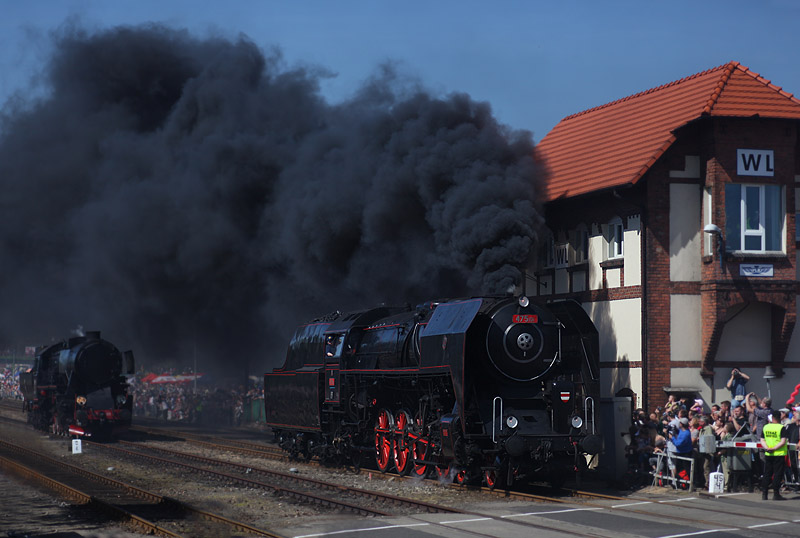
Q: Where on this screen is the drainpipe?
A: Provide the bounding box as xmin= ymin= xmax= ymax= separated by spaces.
xmin=640 ymin=208 xmax=648 ymax=412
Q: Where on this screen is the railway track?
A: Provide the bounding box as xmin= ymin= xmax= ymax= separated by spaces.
xmin=90 ymin=439 xmax=464 ymax=517
xmin=129 ymin=423 xmax=288 ymax=459
xmin=8 ymin=407 xmax=799 ymax=538
xmin=128 ymin=420 xmax=632 ymax=506
xmin=0 ymin=438 xmax=284 ymax=538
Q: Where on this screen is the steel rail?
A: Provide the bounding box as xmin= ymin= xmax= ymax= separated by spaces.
xmin=0 ymin=439 xmax=284 ymax=538
xmin=0 ymin=453 xmax=182 ymax=537
xmin=101 ymin=439 xmax=462 ymax=516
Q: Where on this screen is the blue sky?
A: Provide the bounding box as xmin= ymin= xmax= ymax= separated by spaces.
xmin=1 ymin=0 xmax=798 ymax=141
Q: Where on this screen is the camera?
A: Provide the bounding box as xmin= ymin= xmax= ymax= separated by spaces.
xmin=733 ymin=369 xmax=740 ymax=377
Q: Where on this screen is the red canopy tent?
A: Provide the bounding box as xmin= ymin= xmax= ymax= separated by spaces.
xmin=145 ymin=373 xmax=204 ymax=384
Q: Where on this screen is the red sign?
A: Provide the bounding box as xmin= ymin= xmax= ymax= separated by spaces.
xmin=560 ymin=391 xmax=570 ymax=402
xmin=512 ymin=314 xmax=538 ymax=324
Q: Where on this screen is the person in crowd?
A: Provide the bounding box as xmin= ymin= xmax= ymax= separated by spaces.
xmin=760 ymin=412 xmax=788 ymax=500
xmin=664 ymin=394 xmax=680 ymax=414
xmin=784 ymin=408 xmax=800 ymax=489
xmin=719 ymin=422 xmax=737 ymax=487
xmin=712 ymin=414 xmax=727 ymax=438
xmin=731 ymin=404 xmax=749 ymax=434
xmin=746 ymin=393 xmax=773 ymax=438
xmin=695 ymin=415 xmax=716 ymax=488
xmin=649 ymin=434 xmax=668 ymax=480
xmin=726 ymin=368 xmax=749 ymax=408
xmin=672 ymin=417 xmax=694 ymax=488
xmin=719 ymin=400 xmax=731 ymax=423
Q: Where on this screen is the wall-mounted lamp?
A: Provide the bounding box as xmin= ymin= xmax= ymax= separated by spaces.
xmin=764 ymin=365 xmax=777 ymax=399
xmin=703 ymin=224 xmax=726 ymax=271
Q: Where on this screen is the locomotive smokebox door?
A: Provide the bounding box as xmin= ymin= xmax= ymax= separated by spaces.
xmin=550 ymin=380 xmax=574 ymax=434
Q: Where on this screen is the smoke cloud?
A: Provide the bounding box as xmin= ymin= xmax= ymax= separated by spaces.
xmin=0 ymin=24 xmax=544 ymax=373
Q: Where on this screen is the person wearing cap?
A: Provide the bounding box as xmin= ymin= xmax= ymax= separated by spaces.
xmin=778 ymin=408 xmax=791 ymax=426
xmin=760 ymin=412 xmax=788 ymax=500
xmin=673 ymin=417 xmax=693 ymax=488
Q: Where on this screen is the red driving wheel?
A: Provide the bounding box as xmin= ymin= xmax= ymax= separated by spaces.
xmin=374 ymin=409 xmax=394 ymax=473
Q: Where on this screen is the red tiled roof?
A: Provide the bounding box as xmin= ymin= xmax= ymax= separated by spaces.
xmin=537 ymin=62 xmax=800 ymax=201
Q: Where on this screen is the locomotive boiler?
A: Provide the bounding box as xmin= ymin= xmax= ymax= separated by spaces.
xmin=19 ymin=331 xmax=135 ymax=438
xmin=264 ymin=296 xmax=603 ymax=487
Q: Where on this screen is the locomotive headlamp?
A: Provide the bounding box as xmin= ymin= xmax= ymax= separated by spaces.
xmin=571 ymin=415 xmax=584 ymax=429
xmin=76 ymin=396 xmax=87 ymax=406
xmin=518 ymin=295 xmax=530 ymax=308
xmin=506 ymin=415 xmax=519 ymax=429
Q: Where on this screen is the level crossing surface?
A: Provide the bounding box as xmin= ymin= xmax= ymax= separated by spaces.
xmin=277 ymin=488 xmax=800 ymax=538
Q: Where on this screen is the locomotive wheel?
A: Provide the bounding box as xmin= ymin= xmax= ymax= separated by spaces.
xmin=485 ymin=469 xmax=498 ymax=490
xmin=411 ymin=438 xmax=430 ymax=478
xmin=392 ymin=410 xmax=413 ymax=476
xmin=436 ymin=464 xmax=453 ymax=483
xmin=454 ymin=468 xmax=468 ymax=485
xmin=410 ymin=411 xmax=431 ymax=478
xmin=374 ymin=409 xmax=394 ymax=473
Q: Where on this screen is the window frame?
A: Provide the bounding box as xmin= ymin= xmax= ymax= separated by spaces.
xmin=572 ymin=225 xmax=589 ymax=264
xmin=724 ymin=183 xmax=784 ymax=253
xmin=607 ymin=218 xmax=624 ymax=259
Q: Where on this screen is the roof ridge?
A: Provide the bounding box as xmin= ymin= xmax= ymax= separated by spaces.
xmin=560 ymin=62 xmax=735 ymax=123
xmin=701 ymin=61 xmax=738 ymax=114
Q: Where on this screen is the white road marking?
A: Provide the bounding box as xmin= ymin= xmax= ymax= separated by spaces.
xmin=747 ymin=521 xmax=789 ymax=529
xmin=293 ymin=522 xmax=430 ymax=538
xmin=439 ymin=517 xmax=492 ymax=524
xmin=658 ymin=529 xmax=739 ymax=538
xmin=612 ymin=501 xmax=653 ymax=508
xmin=500 ymin=507 xmax=602 ymax=518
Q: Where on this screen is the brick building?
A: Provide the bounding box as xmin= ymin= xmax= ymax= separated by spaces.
xmin=533 ymin=62 xmax=800 ymax=411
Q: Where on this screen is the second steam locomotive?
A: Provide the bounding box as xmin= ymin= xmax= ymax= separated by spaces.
xmin=20 ymin=331 xmax=135 ymax=438
xmin=265 ymin=296 xmax=603 ymax=487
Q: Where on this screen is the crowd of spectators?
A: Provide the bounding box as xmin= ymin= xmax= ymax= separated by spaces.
xmin=0 ymin=365 xmax=266 ymax=427
xmin=0 ymin=366 xmax=25 ymax=400
xmin=130 ymin=372 xmax=265 ymax=426
xmin=625 ymin=368 xmax=800 ymax=492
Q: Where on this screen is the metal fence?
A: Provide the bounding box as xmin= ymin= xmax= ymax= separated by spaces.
xmin=650 ymin=439 xmax=799 ymax=493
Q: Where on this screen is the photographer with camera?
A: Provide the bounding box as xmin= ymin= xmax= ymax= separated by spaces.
xmin=726 ymin=368 xmax=750 ymax=409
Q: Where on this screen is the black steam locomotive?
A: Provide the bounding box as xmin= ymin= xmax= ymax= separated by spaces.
xmin=265 ymin=296 xmax=603 ymax=487
xmin=19 ymin=331 xmax=135 ymax=438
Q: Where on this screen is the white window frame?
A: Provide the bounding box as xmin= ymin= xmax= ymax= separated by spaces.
xmin=725 ymin=183 xmax=784 ymax=253
xmin=703 ymin=187 xmax=713 ymax=256
xmin=607 ymin=218 xmax=624 ymax=259
xmin=795 ymin=176 xmax=799 ymax=242
xmin=541 ymin=234 xmax=555 ymax=268
xmin=572 ymin=225 xmax=589 ymax=264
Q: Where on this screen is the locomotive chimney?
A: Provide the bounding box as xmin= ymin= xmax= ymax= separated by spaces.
xmin=86 ymin=331 xmax=101 ymax=341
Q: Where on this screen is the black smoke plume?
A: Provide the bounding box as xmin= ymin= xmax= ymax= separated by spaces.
xmin=0 ymin=24 xmax=544 ymax=374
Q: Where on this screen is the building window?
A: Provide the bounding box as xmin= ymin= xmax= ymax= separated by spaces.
xmin=540 ymin=234 xmax=555 ymax=268
xmin=572 ymin=225 xmax=589 ymax=264
xmin=607 ymin=218 xmax=624 ymax=259
xmin=724 ymin=184 xmax=783 ymax=252
xmin=795 ymin=180 xmax=799 ymax=241
xmin=703 ymin=187 xmax=713 ymax=256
